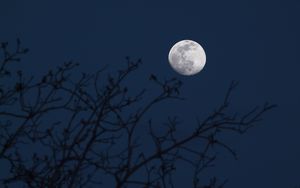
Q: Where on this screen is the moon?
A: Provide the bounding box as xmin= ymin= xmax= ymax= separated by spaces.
xmin=168 ymin=40 xmax=206 ymax=76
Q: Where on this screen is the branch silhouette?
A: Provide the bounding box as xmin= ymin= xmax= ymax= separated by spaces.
xmin=0 ymin=40 xmax=276 ymax=188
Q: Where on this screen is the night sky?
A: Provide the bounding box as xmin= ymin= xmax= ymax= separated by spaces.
xmin=1 ymin=0 xmax=300 ymax=187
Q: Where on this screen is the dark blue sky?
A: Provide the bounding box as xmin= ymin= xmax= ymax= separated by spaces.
xmin=1 ymin=0 xmax=300 ymax=187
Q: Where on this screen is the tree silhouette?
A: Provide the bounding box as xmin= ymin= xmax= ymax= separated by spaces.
xmin=0 ymin=40 xmax=276 ymax=188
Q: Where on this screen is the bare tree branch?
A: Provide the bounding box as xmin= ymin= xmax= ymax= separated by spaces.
xmin=0 ymin=40 xmax=276 ymax=188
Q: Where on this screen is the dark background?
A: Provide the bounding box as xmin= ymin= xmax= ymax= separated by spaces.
xmin=1 ymin=0 xmax=299 ymax=187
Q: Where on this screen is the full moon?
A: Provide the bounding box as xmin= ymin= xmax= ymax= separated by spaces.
xmin=168 ymin=40 xmax=206 ymax=76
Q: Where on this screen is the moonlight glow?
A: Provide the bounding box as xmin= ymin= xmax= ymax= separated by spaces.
xmin=168 ymin=40 xmax=206 ymax=76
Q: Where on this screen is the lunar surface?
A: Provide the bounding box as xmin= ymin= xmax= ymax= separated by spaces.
xmin=168 ymin=40 xmax=206 ymax=76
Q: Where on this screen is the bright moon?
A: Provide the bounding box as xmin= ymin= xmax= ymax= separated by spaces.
xmin=168 ymin=40 xmax=206 ymax=76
